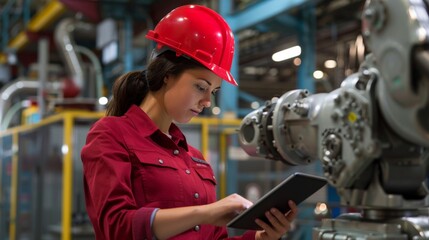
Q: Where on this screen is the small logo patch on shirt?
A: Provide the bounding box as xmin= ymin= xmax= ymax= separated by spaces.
xmin=191 ymin=157 xmax=209 ymax=166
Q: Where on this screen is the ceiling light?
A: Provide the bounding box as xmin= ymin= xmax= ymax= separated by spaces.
xmin=251 ymin=101 xmax=260 ymax=109
xmin=324 ymin=60 xmax=337 ymax=68
xmin=272 ymin=46 xmax=301 ymax=62
xmin=98 ymin=97 xmax=108 ymax=105
xmin=212 ymin=107 xmax=221 ymax=115
xmin=313 ymin=70 xmax=324 ymax=79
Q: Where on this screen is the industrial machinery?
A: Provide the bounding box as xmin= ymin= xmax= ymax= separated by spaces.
xmin=237 ymin=0 xmax=429 ymax=238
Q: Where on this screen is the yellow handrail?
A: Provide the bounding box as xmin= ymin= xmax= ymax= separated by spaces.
xmin=0 ymin=110 xmax=241 ymax=239
xmin=9 ymin=133 xmax=18 ymax=240
xmin=219 ymin=128 xmax=238 ymax=198
xmin=61 ymin=113 xmax=73 ymax=240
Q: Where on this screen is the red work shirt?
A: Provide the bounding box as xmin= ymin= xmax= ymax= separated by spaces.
xmin=81 ymin=105 xmax=256 ymax=240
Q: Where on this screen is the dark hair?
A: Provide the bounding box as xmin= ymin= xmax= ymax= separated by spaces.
xmin=106 ymin=51 xmax=204 ymax=116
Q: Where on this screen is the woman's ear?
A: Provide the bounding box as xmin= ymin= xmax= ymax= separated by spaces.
xmin=163 ymin=74 xmax=170 ymax=84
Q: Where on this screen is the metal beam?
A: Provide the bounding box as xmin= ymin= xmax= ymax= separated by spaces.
xmin=27 ymin=0 xmax=66 ymax=32
xmin=0 ymin=0 xmax=66 ymax=63
xmin=275 ymin=14 xmax=302 ymax=30
xmin=225 ymin=0 xmax=309 ymax=32
xmin=0 ymin=54 xmax=6 ymax=63
xmin=218 ymin=0 xmax=238 ymax=117
xmin=297 ymin=5 xmax=316 ymax=93
xmin=8 ymin=31 xmax=27 ymax=50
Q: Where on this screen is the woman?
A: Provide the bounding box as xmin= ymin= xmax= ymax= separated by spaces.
xmin=81 ymin=5 xmax=297 ymax=240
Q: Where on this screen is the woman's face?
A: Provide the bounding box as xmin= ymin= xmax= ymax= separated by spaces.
xmin=163 ymin=68 xmax=222 ymax=123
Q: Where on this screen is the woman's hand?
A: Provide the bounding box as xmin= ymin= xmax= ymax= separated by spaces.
xmin=255 ymin=200 xmax=298 ymax=240
xmin=200 ymin=193 xmax=253 ymax=226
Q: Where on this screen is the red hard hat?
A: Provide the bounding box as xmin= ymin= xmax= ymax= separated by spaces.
xmin=146 ymin=5 xmax=237 ymax=86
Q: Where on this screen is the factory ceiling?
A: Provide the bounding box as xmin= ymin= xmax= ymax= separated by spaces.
xmin=0 ymin=0 xmax=366 ymax=101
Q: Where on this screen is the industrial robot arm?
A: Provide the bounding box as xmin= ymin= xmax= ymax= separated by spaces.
xmin=238 ymin=0 xmax=429 ymax=211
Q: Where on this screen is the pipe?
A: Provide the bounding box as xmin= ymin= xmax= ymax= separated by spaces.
xmin=0 ymin=79 xmax=39 ymax=126
xmin=1 ymin=100 xmax=30 ymax=130
xmin=54 ymin=18 xmax=95 ymax=92
xmin=74 ymin=46 xmax=103 ymax=100
xmin=0 ymin=78 xmax=61 ymax=129
xmin=38 ymin=38 xmax=49 ymax=121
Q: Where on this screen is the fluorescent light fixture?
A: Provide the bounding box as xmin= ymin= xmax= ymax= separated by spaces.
xmin=102 ymin=41 xmax=118 ymax=64
xmin=272 ymin=46 xmax=301 ymax=62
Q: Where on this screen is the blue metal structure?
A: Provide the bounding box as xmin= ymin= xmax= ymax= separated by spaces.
xmin=237 ymin=91 xmax=264 ymax=117
xmin=219 ymin=0 xmax=316 ymax=117
xmin=297 ymin=4 xmax=316 ymax=93
xmin=219 ymin=2 xmax=323 ymax=239
xmin=124 ymin=16 xmax=134 ymax=72
xmin=0 ymin=0 xmax=31 ymax=51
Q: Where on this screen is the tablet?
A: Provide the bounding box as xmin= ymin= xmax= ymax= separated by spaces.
xmin=227 ymin=172 xmax=327 ymax=230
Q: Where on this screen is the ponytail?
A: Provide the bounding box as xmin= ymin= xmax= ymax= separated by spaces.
xmin=106 ymin=71 xmax=148 ymax=116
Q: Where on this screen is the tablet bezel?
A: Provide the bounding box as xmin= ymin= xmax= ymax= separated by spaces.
xmin=227 ymin=172 xmax=327 ymax=230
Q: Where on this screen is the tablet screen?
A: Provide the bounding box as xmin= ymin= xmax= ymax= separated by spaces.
xmin=227 ymin=172 xmax=327 ymax=230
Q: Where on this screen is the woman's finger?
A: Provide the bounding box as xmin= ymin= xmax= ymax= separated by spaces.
xmin=286 ymin=200 xmax=298 ymax=222
xmin=268 ymin=208 xmax=289 ymax=230
xmin=255 ymin=217 xmax=276 ymax=236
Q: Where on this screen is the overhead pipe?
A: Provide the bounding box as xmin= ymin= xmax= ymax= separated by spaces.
xmin=1 ymin=100 xmax=30 ymax=130
xmin=0 ymin=79 xmax=39 ymax=126
xmin=74 ymin=45 xmax=103 ymax=100
xmin=0 ymin=77 xmax=62 ymax=129
xmin=0 ymin=0 xmax=66 ymax=63
xmin=54 ymin=17 xmax=95 ymax=93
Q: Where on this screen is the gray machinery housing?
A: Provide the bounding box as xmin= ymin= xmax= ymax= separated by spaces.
xmin=238 ymin=0 xmax=429 ymax=239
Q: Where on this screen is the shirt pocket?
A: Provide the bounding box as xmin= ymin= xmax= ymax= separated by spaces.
xmin=191 ymin=156 xmax=217 ymax=186
xmin=133 ymin=151 xmax=184 ymax=203
xmin=194 ymin=167 xmax=217 ymax=203
xmin=194 ymin=167 xmax=217 ymax=186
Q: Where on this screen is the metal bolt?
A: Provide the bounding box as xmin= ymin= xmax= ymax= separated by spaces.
xmin=334 ymin=95 xmax=341 ymax=105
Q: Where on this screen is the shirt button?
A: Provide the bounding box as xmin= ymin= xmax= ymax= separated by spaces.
xmin=185 ymin=169 xmax=191 ymax=174
xmin=173 ymin=149 xmax=179 ymax=155
xmin=194 ymin=193 xmax=199 ymax=199
xmin=158 ymin=159 xmax=164 ymax=164
xmin=194 ymin=225 xmax=200 ymax=232
xmin=213 ymin=175 xmax=216 ymax=180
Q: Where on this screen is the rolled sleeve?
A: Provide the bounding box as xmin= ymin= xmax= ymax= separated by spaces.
xmin=133 ymin=207 xmax=159 ymax=240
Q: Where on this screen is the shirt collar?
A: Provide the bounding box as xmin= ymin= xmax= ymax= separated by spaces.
xmin=125 ymin=105 xmax=189 ymax=151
